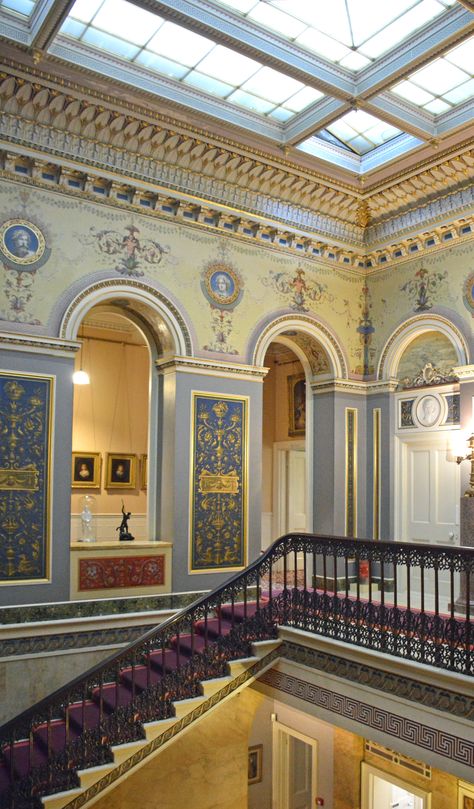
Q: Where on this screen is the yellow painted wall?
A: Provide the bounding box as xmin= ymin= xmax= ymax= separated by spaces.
xmin=91 ymin=690 xmax=259 ymax=809
xmin=70 ymin=325 xmax=149 ymax=514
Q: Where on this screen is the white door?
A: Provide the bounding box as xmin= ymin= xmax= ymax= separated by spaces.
xmin=287 ymin=449 xmax=307 ymax=533
xmin=272 ymin=720 xmax=317 ymax=809
xmin=403 ymin=438 xmax=459 ymax=546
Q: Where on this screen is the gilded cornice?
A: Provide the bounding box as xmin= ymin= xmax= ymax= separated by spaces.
xmin=156 ymin=355 xmax=269 ymax=381
xmin=0 ymin=331 xmax=79 ymax=356
xmin=1 ymin=151 xmax=473 ymax=274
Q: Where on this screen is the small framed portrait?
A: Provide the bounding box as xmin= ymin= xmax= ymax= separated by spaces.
xmin=106 ymin=453 xmax=137 ymax=488
xmin=0 ymin=219 xmax=46 ymax=266
xmin=204 ymin=263 xmax=240 ymax=306
xmin=72 ymin=452 xmax=101 ymax=489
xmin=248 ymin=745 xmax=262 ymax=785
xmin=288 ymin=373 xmax=306 ymax=436
xmin=415 ymin=394 xmax=441 ymax=428
xmin=140 ymin=454 xmax=147 ymax=490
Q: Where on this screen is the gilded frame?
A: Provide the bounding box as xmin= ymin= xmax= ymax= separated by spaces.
xmin=140 ymin=453 xmax=147 ymax=490
xmin=288 ymin=373 xmax=306 ymax=436
xmin=71 ymin=452 xmax=101 ymax=489
xmin=248 ymin=745 xmax=263 ymax=785
xmin=106 ymin=453 xmax=137 ymax=489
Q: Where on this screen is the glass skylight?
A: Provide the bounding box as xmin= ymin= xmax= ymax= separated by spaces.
xmin=213 ymin=0 xmax=457 ymax=72
xmin=60 ymin=0 xmax=324 ymax=120
xmin=314 ymin=110 xmax=403 ymax=156
xmin=0 ymin=0 xmax=37 ymax=18
xmin=391 ymin=35 xmax=474 ymax=114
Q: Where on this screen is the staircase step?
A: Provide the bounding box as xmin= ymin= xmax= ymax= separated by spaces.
xmin=143 ymin=717 xmax=179 ymax=742
xmin=77 ymin=762 xmax=116 ymax=790
xmin=172 ymin=696 xmax=207 ymax=719
xmin=111 ymin=739 xmax=148 ymax=767
xmin=67 ymin=700 xmax=103 ymax=733
xmin=201 ymin=676 xmax=234 ymax=698
xmin=251 ymin=639 xmax=282 ymax=658
xmin=227 ymin=657 xmax=260 ymax=677
xmin=42 ymin=786 xmax=84 ymax=809
xmin=220 ymin=602 xmax=259 ymax=623
xmin=91 ymin=682 xmax=136 ymax=713
xmin=194 ymin=617 xmax=234 ymax=640
xmin=120 ymin=663 xmax=162 ymax=693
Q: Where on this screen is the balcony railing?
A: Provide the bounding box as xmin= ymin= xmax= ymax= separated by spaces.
xmin=0 ymin=534 xmax=472 ymax=808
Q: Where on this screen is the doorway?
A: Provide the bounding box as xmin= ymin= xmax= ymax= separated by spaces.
xmin=361 ymin=763 xmax=430 ymax=809
xmin=272 ymin=720 xmax=317 ymax=809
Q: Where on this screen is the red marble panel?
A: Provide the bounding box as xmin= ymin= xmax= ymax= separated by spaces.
xmin=79 ymin=555 xmax=165 ymax=590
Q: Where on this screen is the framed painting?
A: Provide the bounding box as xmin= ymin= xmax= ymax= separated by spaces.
xmin=248 ymin=745 xmax=262 ymax=785
xmin=72 ymin=452 xmax=101 ymax=489
xmin=288 ymin=373 xmax=306 ymax=436
xmin=140 ymin=454 xmax=147 ymax=490
xmin=106 ymin=453 xmax=137 ymax=489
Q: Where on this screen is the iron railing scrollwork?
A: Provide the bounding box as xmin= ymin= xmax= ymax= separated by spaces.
xmin=0 ymin=533 xmax=472 ymax=808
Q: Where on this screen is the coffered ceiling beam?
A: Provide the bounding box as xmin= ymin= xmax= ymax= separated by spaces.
xmin=283 ymin=98 xmax=349 ymax=146
xmin=30 ymin=0 xmax=76 ymax=51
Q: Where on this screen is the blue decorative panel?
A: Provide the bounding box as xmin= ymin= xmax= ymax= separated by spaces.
xmin=190 ymin=393 xmax=248 ymax=572
xmin=443 ymin=394 xmax=460 ymax=425
xmin=0 ymin=372 xmax=53 ymax=582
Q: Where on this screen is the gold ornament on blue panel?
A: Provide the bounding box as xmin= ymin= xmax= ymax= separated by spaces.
xmin=190 ymin=394 xmax=248 ymax=572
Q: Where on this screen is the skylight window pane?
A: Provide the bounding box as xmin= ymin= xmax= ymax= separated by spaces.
xmin=197 ymin=45 xmax=260 ymax=85
xmin=227 ymin=89 xmax=274 ymax=114
xmin=444 ymin=38 xmax=474 ymax=74
xmin=365 ymin=122 xmax=401 ymax=145
xmin=360 ymin=0 xmax=445 ymax=59
xmin=423 ymin=98 xmax=451 ymax=114
xmin=348 ymin=0 xmax=417 ymax=45
xmin=410 ymin=59 xmax=470 ymax=95
xmin=61 ymin=17 xmax=86 ymax=37
xmin=284 ymin=86 xmax=323 ymax=112
xmin=391 ymin=80 xmax=434 ymax=105
xmin=69 ymin=0 xmax=105 ymax=24
xmin=92 ymin=0 xmax=162 ymax=46
xmin=327 ymin=120 xmax=358 ymax=141
xmin=147 ymin=21 xmax=214 ymax=66
xmin=82 ymin=26 xmax=139 ymax=59
xmin=349 ymin=135 xmax=374 ymax=154
xmin=338 ymin=52 xmax=371 ymax=71
xmin=268 ymin=107 xmax=293 ymax=122
xmin=184 ymin=70 xmax=233 ymax=98
xmin=272 ymin=0 xmax=352 ymax=42
xmin=134 ymin=51 xmax=188 ymax=79
xmin=443 ymin=78 xmax=474 ymax=105
xmin=343 ymin=109 xmax=380 ymax=131
xmin=1 ymin=0 xmax=35 ymax=16
xmin=248 ymin=3 xmax=306 ymax=39
xmin=241 ymin=67 xmax=303 ymax=104
xmin=295 ymin=28 xmax=350 ymax=62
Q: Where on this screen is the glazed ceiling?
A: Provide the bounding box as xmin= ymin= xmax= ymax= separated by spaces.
xmin=1 ymin=0 xmax=473 ymax=185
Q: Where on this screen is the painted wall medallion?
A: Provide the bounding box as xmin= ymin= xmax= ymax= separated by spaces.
xmin=463 ymin=271 xmax=474 ymax=316
xmin=0 ymin=220 xmax=48 ymax=268
xmin=202 ymin=263 xmax=242 ymax=307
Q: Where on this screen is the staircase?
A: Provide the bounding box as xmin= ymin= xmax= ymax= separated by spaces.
xmin=1 ymin=532 xmax=472 ymax=809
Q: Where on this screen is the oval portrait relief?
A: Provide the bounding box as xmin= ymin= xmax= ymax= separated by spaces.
xmin=416 ymin=394 xmax=441 ymax=427
xmin=0 ymin=220 xmax=46 ymax=266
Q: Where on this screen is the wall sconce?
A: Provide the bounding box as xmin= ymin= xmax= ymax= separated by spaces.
xmin=73 ymin=328 xmax=90 ymax=385
xmin=456 ymin=433 xmax=474 ymax=497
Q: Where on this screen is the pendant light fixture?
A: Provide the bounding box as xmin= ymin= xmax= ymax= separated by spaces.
xmin=73 ymin=325 xmax=90 ymax=385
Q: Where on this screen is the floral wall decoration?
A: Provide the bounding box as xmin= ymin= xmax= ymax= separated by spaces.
xmin=201 ymin=254 xmax=244 ymax=354
xmin=262 ymin=267 xmax=333 ymax=312
xmin=83 ymin=224 xmax=169 ymax=277
xmin=400 ymin=267 xmax=448 ymax=312
xmin=355 ymin=282 xmax=376 ymax=377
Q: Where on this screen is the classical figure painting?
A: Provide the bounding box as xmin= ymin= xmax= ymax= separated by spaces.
xmin=190 ymin=393 xmax=248 ymax=572
xmin=72 ymin=452 xmax=101 ymax=489
xmin=203 ymin=263 xmax=241 ymax=307
xmin=0 ymin=372 xmax=53 ymax=583
xmin=106 ymin=453 xmax=137 ymax=488
xmin=288 ymin=373 xmax=306 ymax=436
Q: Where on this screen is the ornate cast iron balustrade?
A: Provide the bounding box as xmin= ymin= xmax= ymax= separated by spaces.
xmin=0 ymin=534 xmax=472 ymax=808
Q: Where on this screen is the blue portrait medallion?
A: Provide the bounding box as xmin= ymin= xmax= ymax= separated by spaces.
xmin=0 ymin=220 xmax=46 ymax=267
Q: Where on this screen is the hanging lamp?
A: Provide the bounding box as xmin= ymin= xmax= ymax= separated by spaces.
xmin=73 ymin=326 xmax=90 ymax=385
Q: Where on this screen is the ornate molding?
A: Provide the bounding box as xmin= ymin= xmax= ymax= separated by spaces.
xmin=0 ymin=331 xmax=78 ymax=356
xmin=156 ymin=355 xmax=269 ymax=381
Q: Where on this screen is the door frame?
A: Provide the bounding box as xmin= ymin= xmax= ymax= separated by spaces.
xmin=361 ymin=762 xmax=431 ymax=809
xmin=272 ymin=718 xmax=317 ymax=809
xmin=394 ymin=430 xmax=460 ymax=545
xmin=272 ymin=440 xmax=308 ymax=540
